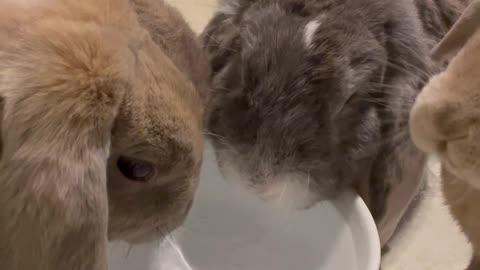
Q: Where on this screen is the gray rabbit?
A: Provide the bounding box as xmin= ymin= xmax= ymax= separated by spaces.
xmin=202 ymin=0 xmax=468 ymax=247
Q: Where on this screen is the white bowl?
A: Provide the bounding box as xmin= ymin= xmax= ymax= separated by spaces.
xmin=108 ymin=146 xmax=381 ymax=270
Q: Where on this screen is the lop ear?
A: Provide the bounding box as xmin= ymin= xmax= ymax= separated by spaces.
xmin=0 ymin=7 xmax=134 ymax=270
xmin=432 ymin=0 xmax=480 ymax=61
xmin=217 ymin=0 xmax=244 ymax=15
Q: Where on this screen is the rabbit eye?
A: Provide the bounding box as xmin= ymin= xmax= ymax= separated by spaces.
xmin=117 ymin=156 xmax=154 ymax=182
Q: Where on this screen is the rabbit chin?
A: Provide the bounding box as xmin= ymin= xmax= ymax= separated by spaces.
xmin=218 ymin=162 xmax=321 ymax=210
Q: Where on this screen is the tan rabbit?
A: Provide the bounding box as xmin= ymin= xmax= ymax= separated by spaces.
xmin=410 ymin=1 xmax=480 ymax=269
xmin=0 ymin=0 xmax=208 ymax=269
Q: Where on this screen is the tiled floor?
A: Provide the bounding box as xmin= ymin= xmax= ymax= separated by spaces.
xmin=166 ymin=1 xmax=471 ymax=269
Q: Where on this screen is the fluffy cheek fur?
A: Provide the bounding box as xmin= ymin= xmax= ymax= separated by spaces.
xmin=411 ymin=71 xmax=480 ymax=189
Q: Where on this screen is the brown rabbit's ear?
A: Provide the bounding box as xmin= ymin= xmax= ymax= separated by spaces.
xmin=0 ymin=6 xmax=136 ymax=268
xmin=432 ymin=0 xmax=480 ymax=61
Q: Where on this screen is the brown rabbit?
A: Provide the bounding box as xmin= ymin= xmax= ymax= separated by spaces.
xmin=410 ymin=1 xmax=480 ymax=269
xmin=0 ymin=0 xmax=208 ymax=269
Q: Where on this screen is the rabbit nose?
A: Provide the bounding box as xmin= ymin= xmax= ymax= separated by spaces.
xmin=410 ymin=99 xmax=473 ymax=154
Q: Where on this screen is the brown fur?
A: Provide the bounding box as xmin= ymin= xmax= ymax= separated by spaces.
xmin=410 ymin=2 xmax=480 ymax=268
xmin=131 ymin=0 xmax=210 ymax=104
xmin=0 ymin=0 xmax=208 ymax=269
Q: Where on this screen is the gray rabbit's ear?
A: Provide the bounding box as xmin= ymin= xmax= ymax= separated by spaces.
xmin=217 ymin=0 xmax=243 ymax=15
xmin=432 ymin=0 xmax=480 ymax=61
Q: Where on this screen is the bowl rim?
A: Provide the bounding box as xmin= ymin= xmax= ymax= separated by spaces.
xmin=333 ymin=190 xmax=381 ymax=270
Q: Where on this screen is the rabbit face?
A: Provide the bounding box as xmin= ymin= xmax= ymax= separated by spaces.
xmin=0 ymin=0 xmax=204 ymax=245
xmin=0 ymin=1 xmax=206 ymax=269
xmin=203 ymin=0 xmax=394 ymax=209
xmin=106 ymin=37 xmax=204 ymax=243
xmin=410 ymin=29 xmax=480 ymax=189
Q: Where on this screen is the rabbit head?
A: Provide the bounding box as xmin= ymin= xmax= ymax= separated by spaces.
xmin=202 ymin=0 xmax=432 ymax=212
xmin=410 ymin=0 xmax=480 ymax=190
xmin=107 ymin=0 xmax=208 ymax=243
xmin=106 ymin=45 xmax=204 ymax=243
xmin=0 ymin=3 xmax=205 ymax=269
xmin=203 ymin=0 xmax=389 ymax=209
